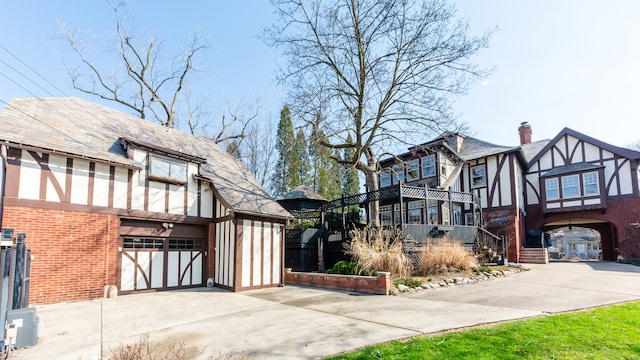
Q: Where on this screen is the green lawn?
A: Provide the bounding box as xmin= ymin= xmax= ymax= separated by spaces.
xmin=326 ymin=301 xmax=640 ymax=360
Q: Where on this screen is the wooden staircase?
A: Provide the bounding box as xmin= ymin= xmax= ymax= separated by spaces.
xmin=519 ymin=248 xmax=549 ymax=264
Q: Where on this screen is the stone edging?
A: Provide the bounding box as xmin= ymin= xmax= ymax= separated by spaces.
xmin=391 ymin=265 xmax=529 ymax=295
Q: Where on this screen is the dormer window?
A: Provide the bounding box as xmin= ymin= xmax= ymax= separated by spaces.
xmin=149 ymin=155 xmax=187 ymax=184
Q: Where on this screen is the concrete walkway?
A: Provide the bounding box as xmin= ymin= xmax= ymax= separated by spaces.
xmin=10 ymin=261 xmax=640 ymax=359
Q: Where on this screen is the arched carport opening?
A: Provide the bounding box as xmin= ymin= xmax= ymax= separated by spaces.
xmin=542 ymin=218 xmax=618 ymax=261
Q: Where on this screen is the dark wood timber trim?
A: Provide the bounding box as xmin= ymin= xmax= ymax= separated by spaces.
xmin=234 ymin=219 xmax=242 ymax=291
xmin=5 ymin=148 xmax=21 ymax=198
xmin=88 ymin=162 xmax=96 ymax=206
xmin=108 ymin=165 xmax=115 ymax=208
xmin=65 ymin=158 xmax=73 ymax=203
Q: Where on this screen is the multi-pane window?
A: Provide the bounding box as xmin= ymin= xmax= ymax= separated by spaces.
xmin=583 ymin=172 xmax=599 ymax=195
xmin=380 ymin=205 xmax=392 ymax=226
xmin=421 ymin=155 xmax=435 ymax=178
xmin=123 ymin=238 xmax=163 ymax=249
xmin=168 ymin=240 xmax=202 ymax=250
xmin=393 ymin=204 xmax=399 ymax=224
xmin=545 ymin=178 xmax=559 ymax=200
xmin=408 ymin=200 xmax=424 ymax=224
xmin=392 ymin=164 xmax=404 ymax=184
xmin=471 ymin=164 xmax=486 ymax=188
xmin=380 ymin=170 xmax=391 ymax=188
xmin=406 ymin=159 xmax=419 ymax=181
xmin=562 ymin=175 xmax=580 ymax=198
xmin=149 ymin=155 xmax=187 ymax=183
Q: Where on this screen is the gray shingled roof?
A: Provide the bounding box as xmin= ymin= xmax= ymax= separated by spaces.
xmin=0 ymin=97 xmax=292 ymax=220
xmin=278 ymin=185 xmax=328 ymax=202
xmin=520 ymin=140 xmax=551 ymax=163
xmin=457 ymin=136 xmax=520 ymax=161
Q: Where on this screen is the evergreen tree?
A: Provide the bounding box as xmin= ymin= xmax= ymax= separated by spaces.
xmin=291 ymin=128 xmax=310 ymax=189
xmin=273 ymin=106 xmax=296 ymax=197
xmin=310 ymin=130 xmax=340 ymax=200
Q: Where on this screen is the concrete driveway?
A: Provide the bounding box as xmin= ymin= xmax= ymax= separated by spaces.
xmin=10 ymin=261 xmax=640 ymax=360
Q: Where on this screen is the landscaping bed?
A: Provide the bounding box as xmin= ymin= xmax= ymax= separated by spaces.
xmin=390 ymin=264 xmax=527 ymax=294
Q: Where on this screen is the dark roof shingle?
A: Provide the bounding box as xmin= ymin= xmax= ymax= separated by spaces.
xmin=0 ymin=97 xmax=291 ymax=219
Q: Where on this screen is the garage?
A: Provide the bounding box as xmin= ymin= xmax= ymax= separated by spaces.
xmin=117 ymin=219 xmax=207 ymax=294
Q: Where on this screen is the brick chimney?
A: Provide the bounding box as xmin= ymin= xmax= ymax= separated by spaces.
xmin=518 ymin=122 xmax=532 ymax=145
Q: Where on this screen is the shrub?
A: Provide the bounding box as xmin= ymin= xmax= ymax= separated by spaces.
xmin=328 ymin=260 xmax=360 ymax=275
xmin=417 ymin=239 xmax=478 ymax=275
xmin=346 ymin=225 xmax=413 ymax=279
xmin=394 ymin=278 xmax=421 ymax=288
xmin=475 ymin=264 xmax=493 ymax=273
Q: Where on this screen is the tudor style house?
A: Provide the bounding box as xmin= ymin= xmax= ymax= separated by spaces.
xmin=378 ymin=122 xmax=640 ymax=263
xmin=0 ymin=97 xmax=292 ymax=305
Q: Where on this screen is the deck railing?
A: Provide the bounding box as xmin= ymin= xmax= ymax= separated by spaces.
xmin=321 ymin=184 xmax=481 ymax=211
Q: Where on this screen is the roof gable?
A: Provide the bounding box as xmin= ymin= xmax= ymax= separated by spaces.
xmin=0 ymin=97 xmax=291 ymax=220
xmin=527 ymin=127 xmax=640 ymax=167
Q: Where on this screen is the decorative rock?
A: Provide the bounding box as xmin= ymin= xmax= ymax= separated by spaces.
xmin=389 ymin=287 xmax=399 ymax=295
xmin=421 ymin=283 xmax=431 ymax=289
xmin=438 ymin=280 xmax=448 ymax=286
xmin=430 ymin=282 xmax=440 ymax=288
xmin=397 ymin=284 xmax=411 ymax=292
xmin=454 ymin=277 xmax=464 ymax=283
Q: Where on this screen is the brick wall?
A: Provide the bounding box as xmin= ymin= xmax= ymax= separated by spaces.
xmin=2 ymin=206 xmax=118 ymax=305
xmin=284 ymin=268 xmax=390 ymax=295
xmin=525 ymin=197 xmax=640 ymax=261
xmin=483 ymin=208 xmax=522 ymax=263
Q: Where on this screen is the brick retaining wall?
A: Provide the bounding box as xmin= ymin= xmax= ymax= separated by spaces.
xmin=284 ymin=268 xmax=390 ymax=295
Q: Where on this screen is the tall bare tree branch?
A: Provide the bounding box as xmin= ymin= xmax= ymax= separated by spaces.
xmin=266 ymin=0 xmax=493 ymax=224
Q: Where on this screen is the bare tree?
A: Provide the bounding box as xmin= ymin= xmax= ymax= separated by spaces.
xmin=59 ymin=0 xmax=246 ymax=145
xmin=240 ymin=117 xmax=278 ymax=192
xmin=266 ymin=0 xmax=493 ymax=225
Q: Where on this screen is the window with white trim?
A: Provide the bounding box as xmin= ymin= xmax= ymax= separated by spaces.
xmin=562 ymin=175 xmax=580 ymax=198
xmin=421 ymin=155 xmax=435 ymax=178
xmin=583 ymin=172 xmax=599 ymax=195
xmin=393 ymin=203 xmax=405 ymax=224
xmin=545 ymin=178 xmax=559 ymax=200
xmin=380 ymin=205 xmax=392 ymax=226
xmin=149 ymin=155 xmax=187 ymax=183
xmin=471 ymin=164 xmax=486 ymax=188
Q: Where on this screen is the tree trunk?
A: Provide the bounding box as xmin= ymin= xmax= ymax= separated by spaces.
xmin=364 ymin=168 xmax=380 ymax=228
xmin=360 ymin=149 xmax=380 ymax=228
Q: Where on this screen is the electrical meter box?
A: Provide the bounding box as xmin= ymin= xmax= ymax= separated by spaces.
xmin=6 ymin=307 xmax=38 ymax=349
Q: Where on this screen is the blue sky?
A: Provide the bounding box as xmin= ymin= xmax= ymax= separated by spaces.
xmin=1 ymin=1 xmax=639 ymax=148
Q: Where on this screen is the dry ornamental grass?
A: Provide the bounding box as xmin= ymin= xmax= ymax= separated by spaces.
xmin=346 ymin=226 xmax=413 ymax=279
xmin=416 ymin=239 xmax=478 ymax=276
